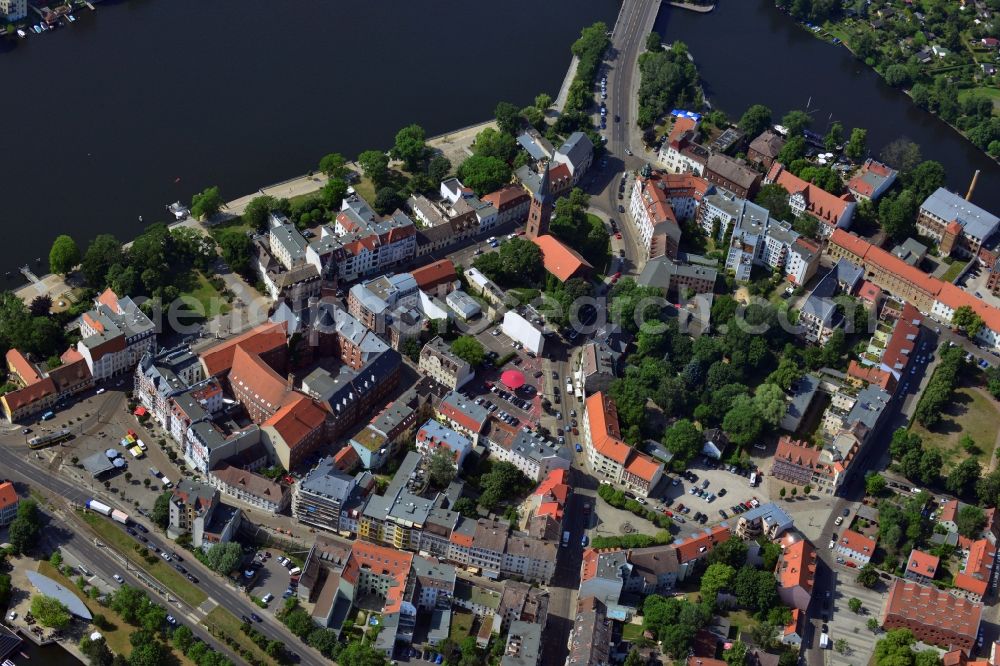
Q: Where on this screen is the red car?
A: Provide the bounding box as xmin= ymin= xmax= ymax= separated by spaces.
xmin=613 ymin=271 xmax=621 ymax=279
xmin=664 ymin=510 xmax=673 ymax=517
xmin=615 ymin=232 xmax=622 ymax=239
xmin=846 ymin=561 xmax=857 ymax=568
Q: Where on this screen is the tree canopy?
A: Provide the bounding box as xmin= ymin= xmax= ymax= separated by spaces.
xmin=190 ymin=186 xmax=223 ymax=220
xmin=456 ymin=155 xmax=512 ymax=197
xmin=450 ymin=336 xmax=485 ymax=367
xmin=49 ymin=235 xmax=80 ymax=275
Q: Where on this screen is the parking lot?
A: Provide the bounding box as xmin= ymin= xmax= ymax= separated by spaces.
xmin=821 ymin=567 xmax=890 ymax=664
xmin=657 ymin=459 xmax=765 ymax=528
xmin=244 ymin=549 xmax=300 ymax=614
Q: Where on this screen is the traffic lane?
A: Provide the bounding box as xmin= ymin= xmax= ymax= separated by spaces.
xmin=0 ymin=448 xmax=321 ymax=663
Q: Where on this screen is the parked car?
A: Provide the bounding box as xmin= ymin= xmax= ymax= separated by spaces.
xmin=113 ymin=574 xmax=124 ymax=584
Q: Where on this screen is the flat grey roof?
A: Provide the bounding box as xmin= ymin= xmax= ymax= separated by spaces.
xmin=27 ymin=570 xmax=93 ymax=620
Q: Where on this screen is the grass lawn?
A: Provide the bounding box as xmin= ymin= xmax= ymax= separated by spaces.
xmin=202 ymin=606 xmax=279 ymax=666
xmin=940 ymin=259 xmax=969 ymax=283
xmin=78 ymin=511 xmax=207 ymax=606
xmin=207 ymin=216 xmax=253 ymax=240
xmin=959 ymin=86 xmax=1000 ymax=111
xmin=36 ymin=561 xmax=196 ymax=665
xmin=725 ymin=609 xmax=759 ymax=639
xmin=287 ymin=191 xmax=320 ymax=209
xmin=449 ymin=609 xmax=475 ymax=641
xmin=353 ymin=176 xmax=378 ymax=206
xmin=621 ymin=622 xmax=644 ymax=642
xmin=178 ymin=271 xmax=231 ymax=319
xmin=910 ymin=384 xmax=1000 ymax=472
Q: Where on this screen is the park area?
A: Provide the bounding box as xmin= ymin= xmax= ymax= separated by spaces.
xmin=910 ymin=383 xmax=1000 ymax=473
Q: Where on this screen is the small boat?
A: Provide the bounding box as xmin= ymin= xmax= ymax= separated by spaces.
xmin=67 ymin=14 xmax=75 ymax=22
xmin=3 ymin=659 xmax=15 ymax=666
xmin=17 ymin=29 xmax=25 ymax=37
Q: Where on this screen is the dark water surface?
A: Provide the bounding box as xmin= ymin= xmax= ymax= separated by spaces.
xmin=655 ymin=0 xmax=1000 ymax=212
xmin=0 ymin=0 xmax=618 ymax=277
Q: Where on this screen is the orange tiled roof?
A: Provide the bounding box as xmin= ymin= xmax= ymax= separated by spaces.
xmin=2 ymin=377 xmax=56 ymax=412
xmin=230 ymin=345 xmax=293 ymax=415
xmin=668 ymin=117 xmax=698 ymax=144
xmin=954 ymin=538 xmax=995 ymax=597
xmin=200 ymin=321 xmax=287 ymax=377
xmin=778 ymin=539 xmax=816 ymax=593
xmin=96 ymin=288 xmax=121 ymax=313
xmin=482 ymin=185 xmax=530 ymax=211
xmin=907 ymin=548 xmax=940 ymax=578
xmin=784 ymin=608 xmax=802 ymax=636
xmin=625 ymin=454 xmax=661 ymax=483
xmin=60 ymin=346 xmax=84 ymax=364
xmin=676 ymin=525 xmax=731 ymax=564
xmin=0 ymin=481 xmax=18 ymax=510
xmin=6 ymin=349 xmax=41 ymax=385
xmin=340 ymin=541 xmax=412 ymax=614
xmin=838 ymin=529 xmax=876 ymax=557
xmin=847 ymin=360 xmax=895 ymax=391
xmin=532 ymin=234 xmax=592 ymax=283
xmin=769 ymin=163 xmax=855 ymax=227
xmin=333 ymin=445 xmax=360 ymax=472
xmin=263 ymin=394 xmax=327 ymax=449
xmin=940 ymin=499 xmax=959 ymax=523
xmin=410 ymin=259 xmax=456 ymax=291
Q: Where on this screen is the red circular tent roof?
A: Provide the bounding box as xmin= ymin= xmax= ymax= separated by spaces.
xmin=500 ymin=369 xmax=526 ymax=389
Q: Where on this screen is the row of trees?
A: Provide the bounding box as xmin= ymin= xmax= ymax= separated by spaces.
xmin=598 ymin=484 xmax=673 ymax=529
xmin=913 ymin=345 xmax=965 ymax=427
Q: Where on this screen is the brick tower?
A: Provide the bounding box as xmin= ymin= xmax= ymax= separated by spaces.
xmin=525 ymin=162 xmax=553 ymax=240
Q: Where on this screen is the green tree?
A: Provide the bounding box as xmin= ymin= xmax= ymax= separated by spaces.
xmin=318 ymin=152 xmax=347 ymax=179
xmin=867 ymin=617 xmax=880 ymax=633
xmin=80 ymin=634 xmax=114 ymax=666
xmin=908 ymin=161 xmax=946 ymax=203
xmin=857 ymin=564 xmax=879 ymax=588
xmin=776 ymin=136 xmax=807 ymax=166
xmin=392 ymin=124 xmax=428 ymax=170
xmin=478 ymin=462 xmax=531 ymax=511
xmin=127 ymin=637 xmax=166 ymax=666
xmin=957 ymin=504 xmax=987 ymax=538
xmin=216 ymin=228 xmax=253 ymax=277
xmin=878 ymin=189 xmax=918 ymax=240
xmin=752 ymin=382 xmax=786 ymax=427
xmin=31 ymin=594 xmax=72 ymax=629
xmin=724 ymin=640 xmax=749 ymax=666
xmin=494 ymin=101 xmax=521 ymax=136
xmin=428 ymin=155 xmax=452 ymax=184
xmin=8 ymin=499 xmax=41 ymax=554
xmin=880 ymin=138 xmax=922 ymax=175
xmin=171 ymin=625 xmax=195 ymax=653
xmin=663 ymin=419 xmax=702 ymax=465
xmin=845 ymin=128 xmax=868 ymax=160
xmin=722 ymin=395 xmax=763 ymax=447
xmin=242 ymin=195 xmax=280 ymax=231
xmin=190 ymin=186 xmax=223 ymax=220
xmin=456 ymin=155 xmax=512 ymax=196
xmin=472 ymin=127 xmax=518 ymax=162
xmin=150 ymin=491 xmax=172 ymax=529
xmin=707 ymin=536 xmax=749 ymax=569
xmin=781 ymin=109 xmax=812 ymax=137
xmin=204 ymin=542 xmax=243 ymax=574
xmin=81 ymin=234 xmax=121 ymax=287
xmin=450 ymin=336 xmax=485 ymax=367
xmin=700 ymin=563 xmax=735 ymax=602
xmin=732 ymin=565 xmax=778 ymax=612
xmin=427 ymin=446 xmax=457 ymax=488
xmin=952 ymin=305 xmax=985 ymax=338
xmin=849 ymin=597 xmax=862 ymax=613
xmin=866 ymin=473 xmax=887 ymax=496
xmin=738 ymin=105 xmax=772 ymax=138
xmin=338 ymin=639 xmax=389 ymax=666
xmin=824 ymin=121 xmax=844 ymax=151
xmin=946 ymin=458 xmax=982 ymax=500
xmin=373 ymin=186 xmax=403 ymax=215
xmin=49 ymin=234 xmax=80 ymax=275
xmin=535 ymin=93 xmax=553 ymax=110
xmin=754 ymin=183 xmax=794 ymax=223
xmin=834 ymin=638 xmax=850 ymax=655
xmin=357 ymin=150 xmax=390 ymax=188
xmin=624 ymin=648 xmax=645 ymax=666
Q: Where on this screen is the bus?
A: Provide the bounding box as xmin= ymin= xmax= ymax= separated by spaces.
xmin=28 ymin=429 xmax=72 ymax=449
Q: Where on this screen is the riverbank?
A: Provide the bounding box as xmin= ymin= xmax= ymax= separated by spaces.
xmin=781 ymin=8 xmax=1000 ymax=164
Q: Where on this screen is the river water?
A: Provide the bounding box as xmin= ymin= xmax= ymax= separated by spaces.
xmin=0 ymin=0 xmax=617 ymax=279
xmin=655 ymin=0 xmax=1000 ymax=213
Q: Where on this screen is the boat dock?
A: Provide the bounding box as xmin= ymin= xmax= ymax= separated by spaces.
xmin=19 ymin=265 xmax=39 ymax=284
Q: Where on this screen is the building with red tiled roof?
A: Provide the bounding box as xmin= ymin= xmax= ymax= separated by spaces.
xmin=581 ymin=392 xmax=663 ymax=497
xmin=766 ymin=162 xmax=856 ymax=236
xmin=333 ymin=445 xmax=360 ymax=473
xmin=676 ymin=526 xmax=732 ymax=579
xmin=532 ymin=234 xmax=592 ymax=283
xmin=905 ymin=549 xmax=940 ymax=585
xmin=262 ymin=393 xmax=330 ymax=470
xmin=835 ymin=529 xmax=877 ymax=564
xmin=881 ymin=579 xmax=982 ymax=654
xmin=777 ymin=535 xmax=816 ymax=610
xmin=847 ymin=159 xmax=898 ymax=202
xmin=858 ymin=280 xmax=883 ymax=305
xmin=409 ymin=259 xmax=457 ymax=295
xmin=846 ymin=361 xmax=896 ymax=392
xmin=199 ymin=321 xmax=288 ymax=379
xmin=0 ymin=481 xmax=19 ymax=526
xmin=229 ymin=345 xmax=295 ymax=424
xmin=482 ymin=185 xmax=531 ymax=227
xmin=771 ymin=435 xmax=839 ymax=488
xmin=628 ymin=170 xmax=711 ymax=259
xmin=953 ymin=538 xmax=996 ymax=603
xmin=6 ymin=348 xmax=41 ymax=386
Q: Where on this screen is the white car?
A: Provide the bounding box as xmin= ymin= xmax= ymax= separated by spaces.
xmin=95 ymin=388 xmax=106 ymax=395
xmin=7 ymin=612 xmax=16 ymax=621
xmin=261 ymin=593 xmax=274 ymax=604
xmin=113 ymin=574 xmax=124 ymax=584
xmin=834 ymin=516 xmax=844 ymax=526
xmin=828 ymin=540 xmax=835 ymax=549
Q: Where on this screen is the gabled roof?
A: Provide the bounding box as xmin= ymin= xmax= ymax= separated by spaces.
xmin=837 ymin=529 xmax=876 ymax=556
xmin=263 ymin=394 xmax=327 ymax=449
xmin=230 ymin=345 xmax=292 ymax=415
xmin=768 ymin=162 xmax=855 ymax=227
xmin=675 ymin=525 xmax=731 ymax=563
xmin=907 ymin=548 xmax=940 ymax=578
xmin=0 ymin=481 xmax=18 ymax=510
xmin=410 ymin=259 xmax=457 ymax=291
xmin=200 ymin=321 xmax=287 ymax=377
xmin=532 ymin=234 xmax=592 ymax=282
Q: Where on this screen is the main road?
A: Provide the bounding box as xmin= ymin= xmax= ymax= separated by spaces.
xmin=540 ymin=3 xmax=662 ymax=665
xmin=0 ymin=440 xmax=327 ymax=665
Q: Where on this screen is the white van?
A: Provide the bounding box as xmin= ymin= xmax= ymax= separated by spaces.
xmin=161 ymin=477 xmax=173 ymax=489
xmin=289 ymin=566 xmax=302 ymax=576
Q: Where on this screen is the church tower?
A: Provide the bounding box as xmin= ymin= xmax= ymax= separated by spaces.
xmin=526 ymin=162 xmax=554 ymax=240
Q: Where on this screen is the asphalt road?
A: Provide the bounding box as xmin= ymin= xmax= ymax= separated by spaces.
xmin=0 ymin=438 xmax=327 ymax=665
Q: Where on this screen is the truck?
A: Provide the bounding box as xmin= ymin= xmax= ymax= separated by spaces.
xmin=561 ymin=531 xmax=570 ymax=548
xmin=819 ymin=633 xmax=830 ymax=649
xmin=86 ymin=499 xmax=112 ymax=516
xmin=111 ymin=509 xmax=129 ymax=525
